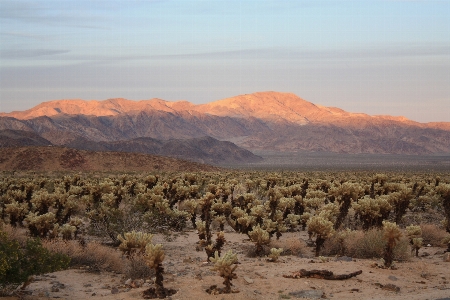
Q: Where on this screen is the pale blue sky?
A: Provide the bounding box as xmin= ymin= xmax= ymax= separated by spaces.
xmin=1 ymin=0 xmax=449 ymax=122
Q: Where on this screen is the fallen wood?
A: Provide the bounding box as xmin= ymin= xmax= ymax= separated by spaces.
xmin=283 ymin=269 xmax=362 ymax=280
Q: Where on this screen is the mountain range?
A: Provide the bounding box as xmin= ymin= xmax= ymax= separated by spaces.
xmin=1 ymin=91 xmax=450 ymax=160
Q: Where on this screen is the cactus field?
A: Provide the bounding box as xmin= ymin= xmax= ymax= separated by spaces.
xmin=1 ymin=170 xmax=450 ymax=299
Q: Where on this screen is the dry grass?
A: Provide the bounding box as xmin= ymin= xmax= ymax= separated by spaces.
xmin=41 ymin=239 xmax=125 ymax=273
xmin=420 ymin=224 xmax=450 ymax=247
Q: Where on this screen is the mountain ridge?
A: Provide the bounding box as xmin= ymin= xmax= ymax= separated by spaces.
xmin=1 ymin=91 xmax=449 ymax=155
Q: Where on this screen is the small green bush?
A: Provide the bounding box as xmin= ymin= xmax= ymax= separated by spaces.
xmin=0 ymin=231 xmax=70 ymax=293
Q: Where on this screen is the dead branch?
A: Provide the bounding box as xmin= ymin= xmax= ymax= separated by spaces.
xmin=283 ymin=269 xmax=362 ymax=280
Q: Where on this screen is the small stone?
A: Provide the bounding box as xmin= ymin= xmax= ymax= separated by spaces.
xmin=336 ymin=256 xmax=353 ymax=262
xmin=51 ymin=287 xmax=59 ymax=292
xmin=382 ymin=283 xmax=400 ymax=292
xmin=124 ymin=278 xmax=132 ymax=285
xmin=83 ymin=283 xmax=92 ymax=287
xmin=111 ymin=287 xmax=119 ymax=294
xmin=243 ymin=276 xmax=254 ymax=284
xmin=388 ymin=275 xmax=398 ymax=281
xmin=91 ymin=293 xmax=96 ymax=296
xmin=289 ymin=290 xmax=324 ymax=299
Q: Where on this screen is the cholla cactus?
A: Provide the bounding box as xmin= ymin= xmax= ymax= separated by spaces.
xmin=196 ymin=220 xmax=207 ymax=246
xmin=388 ymin=185 xmax=413 ymax=224
xmin=60 ymin=223 xmax=77 ymax=240
xmin=268 ymin=248 xmax=283 ymax=262
xmin=182 ymin=199 xmax=198 ymax=228
xmin=117 ymin=231 xmax=153 ymax=258
xmin=286 ymin=213 xmax=300 ymax=231
xmin=5 ymin=201 xmax=29 ymax=226
xmin=382 ymin=221 xmax=402 ymax=268
xmin=143 ymin=243 xmax=175 ymax=298
xmin=205 ymin=231 xmax=226 ymax=259
xmin=209 ymin=250 xmax=238 ymax=294
xmin=248 ymin=224 xmax=270 ymax=256
xmin=329 ymin=182 xmax=364 ymax=230
xmin=307 ymin=214 xmax=334 ymax=257
xmin=406 ymin=225 xmax=422 ymax=257
xmin=68 ymin=217 xmax=83 ymax=239
xmin=25 ymin=212 xmax=56 ymax=237
xmin=436 ymin=184 xmax=450 ymax=233
xmin=352 ymin=195 xmax=392 ymax=230
xmin=31 ymin=189 xmax=56 ymax=215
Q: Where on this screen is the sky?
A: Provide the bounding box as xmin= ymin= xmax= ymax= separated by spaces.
xmin=0 ymin=0 xmax=449 ymax=123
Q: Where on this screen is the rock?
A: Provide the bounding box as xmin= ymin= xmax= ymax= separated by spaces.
xmin=289 ymin=290 xmax=324 ymax=299
xmin=443 ymin=253 xmax=450 ymax=262
xmin=91 ymin=293 xmax=96 ymax=296
xmin=83 ymin=283 xmax=92 ymax=287
xmin=51 ymin=286 xmax=59 ymax=292
xmin=243 ymin=276 xmax=254 ymax=284
xmin=131 ymin=279 xmax=144 ymax=288
xmin=388 ymin=275 xmax=398 ymax=281
xmin=111 ymin=287 xmax=119 ymax=294
xmin=124 ymin=278 xmax=132 ymax=285
xmin=382 ymin=283 xmax=400 ymax=292
xmin=335 ymin=256 xmax=353 ymax=262
xmin=421 ymin=252 xmax=430 ymax=257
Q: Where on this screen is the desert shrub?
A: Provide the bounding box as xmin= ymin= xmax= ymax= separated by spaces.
xmin=0 ymin=232 xmax=70 ymax=293
xmin=420 ymin=224 xmax=450 ymax=247
xmin=41 ymin=239 xmax=124 ymax=273
xmin=124 ymin=255 xmax=154 ymax=280
xmin=270 ymin=237 xmax=308 ymax=257
xmin=322 ymin=228 xmax=410 ymax=261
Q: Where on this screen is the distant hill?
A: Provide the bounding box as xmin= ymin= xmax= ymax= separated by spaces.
xmin=1 ymin=91 xmax=450 ymax=155
xmin=64 ymin=135 xmax=263 ymax=165
xmin=0 ymin=146 xmax=220 ymax=172
xmin=0 ymin=129 xmax=52 ymax=147
xmin=0 ymin=129 xmax=262 ymax=165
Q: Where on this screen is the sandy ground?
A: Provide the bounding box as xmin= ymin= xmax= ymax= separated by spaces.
xmin=18 ymin=230 xmax=450 ymax=300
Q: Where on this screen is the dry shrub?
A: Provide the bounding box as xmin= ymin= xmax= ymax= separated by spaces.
xmin=0 ymin=224 xmax=28 ymax=245
xmin=322 ymin=229 xmax=410 ymax=261
xmin=270 ymin=237 xmax=308 ymax=257
xmin=125 ymin=255 xmax=154 ymax=280
xmin=42 ymin=239 xmax=124 ymax=273
xmin=420 ymin=224 xmax=450 ymax=247
xmin=245 ymin=243 xmax=271 ymax=258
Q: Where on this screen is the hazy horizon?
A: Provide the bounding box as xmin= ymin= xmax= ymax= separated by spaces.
xmin=1 ymin=0 xmax=449 ymax=122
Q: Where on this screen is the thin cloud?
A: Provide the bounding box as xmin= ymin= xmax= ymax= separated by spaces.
xmin=1 ymin=49 xmax=70 ymax=59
